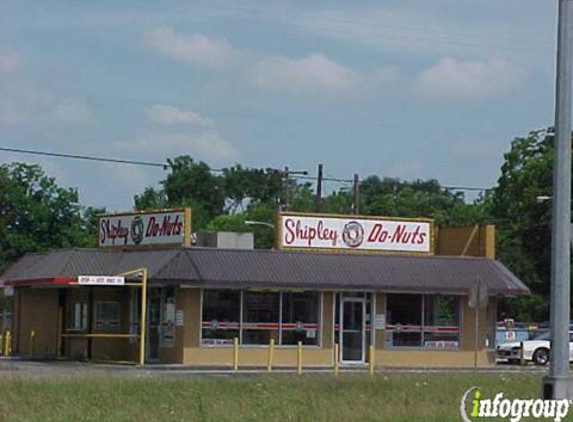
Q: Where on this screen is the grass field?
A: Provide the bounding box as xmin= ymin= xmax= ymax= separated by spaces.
xmin=0 ymin=372 xmax=558 ymax=422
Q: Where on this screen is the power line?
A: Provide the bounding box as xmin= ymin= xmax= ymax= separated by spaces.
xmin=55 ymin=0 xmax=553 ymax=52
xmin=0 ymin=146 xmax=169 ymax=169
xmin=1 ymin=145 xmax=491 ymax=192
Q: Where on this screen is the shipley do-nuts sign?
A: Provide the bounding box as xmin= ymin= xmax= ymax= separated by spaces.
xmin=98 ymin=208 xmax=191 ymax=248
xmin=277 ymin=212 xmax=434 ymax=254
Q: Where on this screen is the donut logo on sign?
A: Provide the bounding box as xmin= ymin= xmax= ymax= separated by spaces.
xmin=130 ymin=216 xmax=145 ymax=244
xmin=342 ymin=221 xmax=364 ymax=248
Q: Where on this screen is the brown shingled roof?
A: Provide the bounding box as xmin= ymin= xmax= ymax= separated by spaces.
xmin=0 ymin=247 xmax=530 ymax=296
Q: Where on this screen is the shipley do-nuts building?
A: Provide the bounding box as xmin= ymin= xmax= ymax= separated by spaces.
xmin=0 ymin=208 xmax=529 ymax=368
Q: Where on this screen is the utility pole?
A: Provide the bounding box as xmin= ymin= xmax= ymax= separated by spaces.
xmin=315 ymin=164 xmax=323 ymax=211
xmin=281 ymin=167 xmax=308 ymax=212
xmin=352 ymin=174 xmax=360 ymax=214
xmin=544 ymin=0 xmax=573 ymax=400
xmin=283 ymin=166 xmax=290 ymax=211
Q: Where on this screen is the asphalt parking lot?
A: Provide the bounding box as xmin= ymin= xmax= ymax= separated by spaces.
xmin=0 ymin=357 xmax=550 ymax=378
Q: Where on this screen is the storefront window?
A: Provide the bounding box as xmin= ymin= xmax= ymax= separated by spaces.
xmin=281 ymin=292 xmax=319 ymax=345
xmin=201 ymin=289 xmax=241 ymax=345
xmin=386 ymin=294 xmax=422 ymax=347
xmin=242 ymin=291 xmax=280 ymax=345
xmin=94 ymin=301 xmax=120 ymax=331
xmin=200 ymin=289 xmax=321 ymax=346
xmin=386 ymin=294 xmax=460 ymax=348
xmin=423 ymin=296 xmax=459 ymax=348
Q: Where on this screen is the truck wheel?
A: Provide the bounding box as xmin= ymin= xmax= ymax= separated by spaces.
xmin=533 ymin=348 xmax=549 ymax=366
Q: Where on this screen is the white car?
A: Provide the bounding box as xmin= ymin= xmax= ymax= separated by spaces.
xmin=496 ymin=331 xmax=573 ymax=365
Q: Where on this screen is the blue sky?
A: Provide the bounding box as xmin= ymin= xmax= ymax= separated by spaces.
xmin=0 ymin=0 xmax=558 ymax=210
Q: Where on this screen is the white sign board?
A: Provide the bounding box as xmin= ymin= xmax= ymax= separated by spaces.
xmin=78 ymin=276 xmax=125 ymax=286
xmin=4 ymin=286 xmax=14 ymax=297
xmin=98 ymin=209 xmax=190 ymax=248
xmin=278 ymin=213 xmax=433 ymax=254
xmin=374 ymin=314 xmax=386 ymax=330
xmin=175 ymin=310 xmax=184 ymax=327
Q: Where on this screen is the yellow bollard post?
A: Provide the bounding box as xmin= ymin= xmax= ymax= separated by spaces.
xmin=4 ymin=330 xmax=11 ymax=357
xmin=57 ymin=307 xmax=63 ymax=360
xmin=297 ymin=341 xmax=302 ymax=376
xmin=334 ymin=343 xmax=339 ymax=377
xmin=267 ymin=338 xmax=275 ymax=372
xmin=30 ymin=330 xmax=36 ymax=360
xmin=233 ymin=337 xmax=239 ymax=371
xmin=369 ymin=345 xmax=375 ymax=377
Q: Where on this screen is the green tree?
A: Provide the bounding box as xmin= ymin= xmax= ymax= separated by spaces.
xmin=490 ymin=129 xmax=554 ymax=321
xmin=134 ymin=156 xmax=225 ymax=231
xmin=358 ymin=176 xmax=473 ymax=223
xmin=222 ymin=165 xmax=283 ymax=213
xmin=206 ymin=215 xmax=249 ymax=232
xmin=0 ymin=162 xmax=92 ymax=271
xmin=134 ymin=187 xmax=166 ymax=210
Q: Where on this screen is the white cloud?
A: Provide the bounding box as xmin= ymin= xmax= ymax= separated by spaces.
xmin=145 ymin=105 xmax=213 ymax=127
xmin=118 ymin=107 xmax=239 ymax=165
xmin=116 ymin=131 xmax=239 ymax=165
xmin=252 ymin=53 xmax=399 ymax=98
xmin=0 ymin=84 xmax=95 ymax=128
xmin=252 ymin=53 xmax=364 ymax=97
xmin=413 ymin=57 xmax=524 ymax=100
xmin=143 ymin=26 xmax=237 ymax=68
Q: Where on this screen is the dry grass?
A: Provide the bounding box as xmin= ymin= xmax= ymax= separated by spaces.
xmin=0 ymin=372 xmax=555 ymax=422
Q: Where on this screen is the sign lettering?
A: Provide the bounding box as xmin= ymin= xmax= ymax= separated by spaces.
xmin=78 ymin=276 xmax=125 ymax=286
xmin=278 ymin=213 xmax=433 ymax=254
xmin=97 ymin=209 xmax=190 ymax=248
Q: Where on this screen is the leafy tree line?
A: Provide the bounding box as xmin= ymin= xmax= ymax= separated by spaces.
xmin=133 ymin=156 xmax=477 ymax=249
xmin=0 ymin=128 xmax=560 ymax=320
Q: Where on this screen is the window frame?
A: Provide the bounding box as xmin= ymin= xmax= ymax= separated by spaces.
xmin=200 ymin=288 xmax=241 ymax=346
xmin=68 ymin=301 xmax=88 ymax=331
xmin=93 ymin=301 xmax=120 ymax=332
xmin=384 ymin=293 xmax=462 ymax=350
xmin=199 ymin=288 xmax=323 ymax=348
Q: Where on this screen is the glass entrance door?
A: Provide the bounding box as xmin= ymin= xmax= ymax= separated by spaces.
xmin=146 ymin=289 xmax=161 ymax=362
xmin=340 ymin=298 xmax=365 ymax=363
